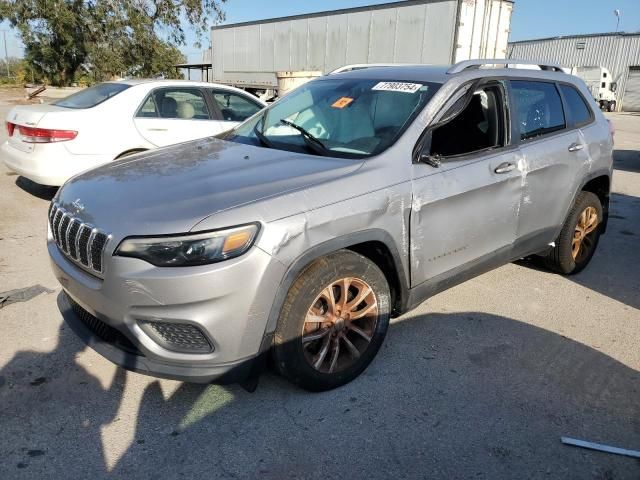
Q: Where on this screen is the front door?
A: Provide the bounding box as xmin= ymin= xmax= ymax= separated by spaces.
xmin=410 ymin=82 xmax=523 ymax=286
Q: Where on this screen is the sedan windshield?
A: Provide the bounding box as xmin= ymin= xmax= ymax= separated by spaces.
xmin=225 ymin=78 xmax=440 ymax=158
xmin=54 ymin=83 xmax=131 ymax=109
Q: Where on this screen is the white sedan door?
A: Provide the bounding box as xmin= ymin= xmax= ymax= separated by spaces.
xmin=133 ymin=87 xmax=221 ymax=147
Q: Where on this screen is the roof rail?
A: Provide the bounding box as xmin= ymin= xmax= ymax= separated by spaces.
xmin=328 ymin=63 xmax=416 ymax=75
xmin=447 ymin=59 xmax=566 ymax=74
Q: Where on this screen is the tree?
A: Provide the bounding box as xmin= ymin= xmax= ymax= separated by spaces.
xmin=0 ymin=0 xmax=91 ymax=85
xmin=0 ymin=0 xmax=226 ymax=85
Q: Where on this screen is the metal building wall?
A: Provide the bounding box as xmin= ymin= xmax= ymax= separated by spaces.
xmin=508 ymin=33 xmax=640 ymax=111
xmin=211 ymin=0 xmax=513 ymax=89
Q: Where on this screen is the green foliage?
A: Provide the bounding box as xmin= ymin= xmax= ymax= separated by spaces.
xmin=0 ymin=0 xmax=225 ymax=85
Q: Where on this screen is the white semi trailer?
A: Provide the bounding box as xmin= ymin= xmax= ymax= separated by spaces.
xmin=210 ymin=0 xmax=514 ymax=97
xmin=571 ymin=66 xmax=618 ymax=112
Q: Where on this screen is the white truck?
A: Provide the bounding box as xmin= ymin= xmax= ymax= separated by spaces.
xmin=571 ymin=66 xmax=618 ymax=112
xmin=210 ymin=0 xmax=514 ymax=98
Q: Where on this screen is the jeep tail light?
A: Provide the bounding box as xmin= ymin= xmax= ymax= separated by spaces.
xmin=17 ymin=125 xmax=78 ymax=143
xmin=6 ymin=121 xmax=14 ymax=136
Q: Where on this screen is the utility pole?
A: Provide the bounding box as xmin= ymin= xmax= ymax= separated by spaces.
xmin=2 ymin=30 xmax=9 ymax=77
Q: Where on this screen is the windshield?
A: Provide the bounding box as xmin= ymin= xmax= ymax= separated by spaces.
xmin=225 ymin=78 xmax=440 ymax=158
xmin=54 ymin=83 xmax=131 ymax=109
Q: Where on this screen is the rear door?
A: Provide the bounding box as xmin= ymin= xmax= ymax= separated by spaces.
xmin=511 ymin=80 xmax=591 ymax=250
xmin=410 ymin=81 xmax=523 ymax=286
xmin=133 ymin=87 xmax=217 ymax=146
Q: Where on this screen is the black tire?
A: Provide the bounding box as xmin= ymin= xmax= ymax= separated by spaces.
xmin=273 ymin=250 xmax=391 ymax=392
xmin=544 ymin=191 xmax=603 ymax=275
xmin=608 ymin=101 xmax=616 ymax=112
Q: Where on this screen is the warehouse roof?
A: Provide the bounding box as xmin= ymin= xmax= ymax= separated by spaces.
xmin=510 ymin=31 xmax=640 ymax=44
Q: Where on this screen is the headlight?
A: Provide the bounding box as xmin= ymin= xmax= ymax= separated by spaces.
xmin=115 ymin=224 xmax=259 ymax=267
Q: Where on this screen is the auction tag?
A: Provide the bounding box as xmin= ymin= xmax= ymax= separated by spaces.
xmin=332 ymin=97 xmax=354 ymax=108
xmin=372 ymin=82 xmax=423 ymax=93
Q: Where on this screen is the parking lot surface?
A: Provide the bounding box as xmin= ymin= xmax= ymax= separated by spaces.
xmin=0 ymin=89 xmax=638 ymax=479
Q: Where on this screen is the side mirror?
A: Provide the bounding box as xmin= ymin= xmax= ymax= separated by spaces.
xmin=413 ymin=130 xmax=442 ymax=168
xmin=610 ymin=82 xmax=618 ymax=92
xmin=419 ymin=153 xmax=442 ymax=168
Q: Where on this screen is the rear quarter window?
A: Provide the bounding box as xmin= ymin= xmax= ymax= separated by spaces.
xmin=54 ymin=83 xmax=130 ymax=109
xmin=511 ymin=80 xmax=566 ymax=140
xmin=559 ymin=84 xmax=593 ymax=126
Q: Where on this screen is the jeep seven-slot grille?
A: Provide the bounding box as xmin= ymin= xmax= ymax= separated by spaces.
xmin=49 ymin=202 xmax=110 ymax=275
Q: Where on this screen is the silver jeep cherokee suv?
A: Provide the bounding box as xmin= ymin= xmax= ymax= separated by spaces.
xmin=49 ymin=60 xmax=613 ymax=391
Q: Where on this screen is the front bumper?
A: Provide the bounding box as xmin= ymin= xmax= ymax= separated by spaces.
xmin=49 ymin=236 xmax=286 ymax=383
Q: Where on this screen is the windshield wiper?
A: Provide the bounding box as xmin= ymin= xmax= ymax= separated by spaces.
xmin=278 ymin=119 xmax=331 ymax=156
xmin=253 ymin=117 xmax=274 ymax=149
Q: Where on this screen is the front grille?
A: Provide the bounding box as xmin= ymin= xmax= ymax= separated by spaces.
xmin=139 ymin=321 xmax=213 ymax=353
xmin=49 ymin=202 xmax=110 ymax=275
xmin=68 ymin=295 xmax=141 ymax=356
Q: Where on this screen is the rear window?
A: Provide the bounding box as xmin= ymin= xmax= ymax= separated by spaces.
xmin=560 ymin=84 xmax=592 ymax=125
xmin=53 ymin=83 xmax=131 ymax=109
xmin=511 ymin=80 xmax=566 ymax=140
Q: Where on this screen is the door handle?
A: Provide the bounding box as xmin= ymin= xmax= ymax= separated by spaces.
xmin=494 ymin=162 xmax=516 ymax=174
xmin=568 ymin=143 xmax=584 ymax=152
xmin=147 ymin=128 xmax=168 ymax=132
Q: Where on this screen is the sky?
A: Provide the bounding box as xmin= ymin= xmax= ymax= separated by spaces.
xmin=2 ymin=0 xmax=640 ymax=63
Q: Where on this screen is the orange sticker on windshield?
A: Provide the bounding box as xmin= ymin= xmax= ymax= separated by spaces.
xmin=332 ymin=97 xmax=354 ymax=109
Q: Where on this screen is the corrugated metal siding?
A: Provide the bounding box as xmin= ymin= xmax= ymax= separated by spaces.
xmin=624 ymin=68 xmax=640 ymax=111
xmin=508 ymin=34 xmax=640 ymax=111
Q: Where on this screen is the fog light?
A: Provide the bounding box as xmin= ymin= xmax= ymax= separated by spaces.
xmin=139 ymin=320 xmax=213 ymax=353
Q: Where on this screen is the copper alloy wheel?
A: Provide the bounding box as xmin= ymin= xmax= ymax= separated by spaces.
xmin=572 ymin=206 xmax=599 ymax=262
xmin=302 ymin=277 xmax=379 ymax=374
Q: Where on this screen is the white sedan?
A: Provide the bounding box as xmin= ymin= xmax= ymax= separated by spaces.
xmin=2 ymin=80 xmax=266 ymax=186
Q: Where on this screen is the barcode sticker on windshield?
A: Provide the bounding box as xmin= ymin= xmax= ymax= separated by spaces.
xmin=372 ymin=82 xmax=423 ymax=93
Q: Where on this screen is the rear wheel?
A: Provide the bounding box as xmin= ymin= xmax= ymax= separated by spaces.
xmin=273 ymin=250 xmax=390 ymax=391
xmin=544 ymin=191 xmax=603 ymax=274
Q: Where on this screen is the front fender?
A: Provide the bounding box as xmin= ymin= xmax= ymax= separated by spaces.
xmin=259 ymin=229 xmax=409 ymax=347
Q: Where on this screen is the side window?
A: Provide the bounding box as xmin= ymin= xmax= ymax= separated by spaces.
xmin=511 ymin=80 xmax=565 ymax=140
xmin=559 ymin=84 xmax=592 ymax=126
xmin=137 ymin=96 xmax=158 ymax=118
xmin=429 ymin=85 xmax=505 ymax=157
xmin=138 ymin=88 xmax=210 ymax=120
xmin=211 ymin=90 xmax=262 ymax=122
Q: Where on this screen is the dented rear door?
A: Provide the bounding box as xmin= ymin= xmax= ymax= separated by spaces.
xmin=510 ymin=80 xmax=588 ymax=248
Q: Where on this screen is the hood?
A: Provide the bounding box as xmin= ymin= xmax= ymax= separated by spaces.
xmin=55 ymin=137 xmax=362 ymax=237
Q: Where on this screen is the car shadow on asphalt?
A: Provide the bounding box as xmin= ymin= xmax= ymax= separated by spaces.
xmin=14 ymin=176 xmax=57 ymax=201
xmin=519 ymin=191 xmax=640 ymax=311
xmin=613 ymin=149 xmax=640 ymax=174
xmin=1 ymin=302 xmax=638 ymax=479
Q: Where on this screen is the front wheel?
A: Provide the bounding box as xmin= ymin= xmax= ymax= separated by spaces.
xmin=607 ymin=101 xmax=616 ymax=112
xmin=273 ymin=250 xmax=390 ymax=391
xmin=544 ymin=191 xmax=603 ymax=275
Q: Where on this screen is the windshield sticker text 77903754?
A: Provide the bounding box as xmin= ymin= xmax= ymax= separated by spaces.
xmin=372 ymin=82 xmax=423 ymax=94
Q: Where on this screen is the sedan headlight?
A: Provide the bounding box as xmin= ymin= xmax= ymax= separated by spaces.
xmin=115 ymin=224 xmax=259 ymax=267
